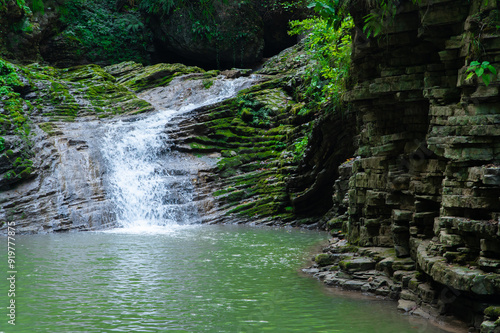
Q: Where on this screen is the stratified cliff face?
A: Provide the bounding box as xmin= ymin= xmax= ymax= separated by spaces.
xmin=0 ymin=60 xmax=211 ymax=233
xmin=315 ymin=0 xmax=500 ymax=329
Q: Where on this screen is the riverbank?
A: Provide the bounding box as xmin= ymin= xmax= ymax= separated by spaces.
xmin=304 ymin=236 xmax=497 ymax=333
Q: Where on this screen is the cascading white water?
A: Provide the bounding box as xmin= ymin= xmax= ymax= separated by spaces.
xmin=101 ymin=74 xmax=257 ymax=231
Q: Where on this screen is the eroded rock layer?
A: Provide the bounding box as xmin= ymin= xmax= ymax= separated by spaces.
xmin=0 ymin=61 xmax=208 ymax=233
xmin=311 ymin=0 xmax=500 ymax=331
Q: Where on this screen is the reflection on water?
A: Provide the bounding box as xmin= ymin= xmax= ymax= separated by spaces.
xmin=0 ymin=225 xmax=453 ymax=333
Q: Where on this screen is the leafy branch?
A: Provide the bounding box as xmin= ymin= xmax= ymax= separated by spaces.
xmin=466 ymin=61 xmax=497 ymax=86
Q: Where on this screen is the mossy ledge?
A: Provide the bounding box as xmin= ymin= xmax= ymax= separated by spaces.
xmin=169 ymin=83 xmax=308 ymax=225
xmin=0 ymin=57 xmax=205 ymax=190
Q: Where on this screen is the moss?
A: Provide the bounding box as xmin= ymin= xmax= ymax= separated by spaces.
xmin=202 ymin=78 xmax=215 ymax=89
xmin=338 ymin=260 xmax=351 ymax=270
xmin=119 ymin=63 xmax=205 ymax=92
xmin=18 ymin=167 xmax=32 ymax=178
xmin=227 ymin=201 xmax=257 ymax=214
xmin=336 ymin=245 xmax=358 ymax=254
xmin=408 ymin=278 xmax=420 ymax=291
xmin=39 ymin=122 xmax=58 ymax=136
xmin=485 ymin=306 xmax=500 ymax=318
xmin=327 ymin=217 xmax=345 ymax=229
xmin=315 ymin=253 xmax=336 ymax=266
xmin=214 ymin=187 xmax=236 ymax=196
xmin=24 ymin=62 xmax=156 ymax=120
xmin=229 ymin=198 xmax=278 ymax=217
xmin=0 ymin=59 xmax=34 ymax=188
xmin=415 ymin=271 xmax=426 ymax=281
xmin=2 ymin=157 xmax=33 ymax=181
xmin=189 ymin=142 xmax=225 ymax=152
xmin=240 ymin=108 xmax=253 ymax=122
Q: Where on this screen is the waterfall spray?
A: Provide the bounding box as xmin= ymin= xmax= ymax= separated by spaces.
xmin=101 ymin=74 xmax=257 ymax=231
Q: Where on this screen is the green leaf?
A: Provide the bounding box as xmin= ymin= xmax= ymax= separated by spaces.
xmin=482 ymin=74 xmax=491 ymax=86
xmin=476 ymin=67 xmax=485 ymax=77
xmin=487 ymin=65 xmax=497 ymax=75
xmin=466 ymin=72 xmax=475 ymax=80
xmin=470 ymin=61 xmax=480 ymax=66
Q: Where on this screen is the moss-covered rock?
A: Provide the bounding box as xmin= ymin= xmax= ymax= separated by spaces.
xmin=315 ymin=253 xmax=336 ymax=266
xmin=0 ymin=58 xmax=35 ymax=189
xmin=25 ymin=62 xmax=156 ymax=121
xmin=485 ymin=306 xmax=500 ymax=318
xmin=110 ymin=62 xmax=205 ymax=92
xmin=339 ymin=257 xmax=376 ymax=272
xmin=0 ymin=58 xmax=211 ymax=190
xmin=170 ymin=62 xmax=315 ymax=223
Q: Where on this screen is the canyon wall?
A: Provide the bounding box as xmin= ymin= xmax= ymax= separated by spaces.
xmin=315 ymin=0 xmax=500 ymax=330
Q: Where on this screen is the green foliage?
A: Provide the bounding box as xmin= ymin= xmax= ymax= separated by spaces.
xmin=31 ymin=0 xmax=44 ymax=14
xmin=257 ymin=0 xmax=308 ymax=13
xmin=289 ymin=15 xmax=352 ymax=113
xmin=467 ymin=8 xmax=500 ymax=72
xmin=307 ymin=0 xmax=347 ymax=30
xmin=141 ymin=0 xmax=265 ymax=67
xmin=61 ymin=0 xmax=152 ymax=64
xmin=0 ymin=0 xmax=31 ymax=15
xmin=307 ymin=0 xmax=423 ymax=38
xmin=139 ymin=0 xmax=306 ymax=16
xmin=293 ymin=136 xmax=308 ymax=162
xmin=187 ymin=0 xmax=257 ymax=67
xmin=0 ymin=0 xmax=33 ymax=38
xmin=361 ymin=0 xmax=422 ymax=38
xmin=0 ymin=60 xmax=23 ymax=94
xmin=138 ymin=0 xmax=176 ymax=14
xmin=236 ymin=95 xmax=273 ymax=127
xmin=0 ymin=58 xmax=34 ymax=181
xmin=466 ymin=61 xmax=497 ymax=86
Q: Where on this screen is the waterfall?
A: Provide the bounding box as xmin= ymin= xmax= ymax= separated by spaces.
xmin=101 ymin=74 xmax=257 ymax=231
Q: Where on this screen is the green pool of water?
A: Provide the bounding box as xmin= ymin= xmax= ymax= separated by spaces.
xmin=1 ymin=225 xmax=449 ymax=332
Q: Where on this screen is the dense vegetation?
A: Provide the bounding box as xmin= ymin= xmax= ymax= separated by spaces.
xmin=289 ymin=16 xmax=352 ymax=115
xmin=60 ymin=0 xmax=153 ymax=64
xmin=1 ymin=0 xmax=309 ymax=66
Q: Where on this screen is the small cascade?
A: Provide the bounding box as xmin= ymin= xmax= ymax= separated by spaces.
xmin=101 ymin=74 xmax=257 ymax=230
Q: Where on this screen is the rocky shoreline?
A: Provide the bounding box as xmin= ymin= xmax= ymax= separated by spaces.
xmin=304 ymin=236 xmax=500 ymax=333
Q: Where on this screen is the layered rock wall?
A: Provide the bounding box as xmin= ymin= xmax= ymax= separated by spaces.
xmin=319 ymin=0 xmax=500 ymax=329
xmin=0 ymin=61 xmax=209 ymax=233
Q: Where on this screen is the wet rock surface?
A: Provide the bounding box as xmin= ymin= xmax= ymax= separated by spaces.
xmin=0 ymin=60 xmax=206 ymax=233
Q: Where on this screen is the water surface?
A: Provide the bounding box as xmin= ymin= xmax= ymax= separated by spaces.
xmin=1 ymin=225 xmax=449 ymax=333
